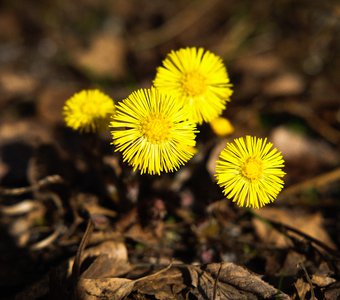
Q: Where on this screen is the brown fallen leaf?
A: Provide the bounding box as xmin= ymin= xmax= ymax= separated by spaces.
xmin=77 ymin=262 xmax=289 ymax=300
xmin=235 ymin=53 xmax=283 ymax=77
xmin=311 ymin=274 xmax=336 ymax=287
xmin=205 ymin=263 xmax=288 ymax=299
xmin=252 ymin=208 xmax=336 ymax=249
xmin=206 ymin=139 xmax=228 ymax=177
xmin=81 ymin=241 xmax=131 ymax=279
xmin=0 ymin=11 xmax=21 ymax=41
xmin=0 ymin=120 xmax=52 ymax=146
xmin=77 ymin=278 xmax=134 ymax=300
xmin=280 ymin=251 xmax=306 ymax=277
xmin=294 ymin=278 xmax=311 ymax=300
xmin=75 ymin=238 xmax=135 ymax=300
xmin=324 ymin=281 xmax=340 ymax=300
xmin=271 ymin=126 xmax=339 ymax=168
xmin=37 ymin=84 xmax=78 ymax=125
xmin=133 ymin=263 xmax=285 ymax=300
xmin=72 ymin=31 xmax=127 ymax=79
xmin=263 ymin=72 xmax=305 ymax=96
xmin=0 ymin=70 xmax=38 ymax=95
xmin=75 ymin=193 xmax=117 ymax=221
xmin=133 ymin=267 xmax=185 ymax=300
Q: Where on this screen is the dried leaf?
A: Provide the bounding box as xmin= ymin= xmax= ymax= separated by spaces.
xmin=324 ymin=281 xmax=340 ymax=300
xmin=271 ymin=127 xmax=339 ymax=167
xmin=134 ymin=267 xmax=185 ymax=300
xmin=0 ymin=120 xmax=52 ymax=146
xmin=311 ymin=274 xmax=336 ymax=287
xmin=206 ymin=263 xmax=288 ymax=299
xmin=188 ymin=265 xmax=243 ymax=300
xmin=134 ymin=263 xmax=289 ymax=300
xmin=206 ymin=139 xmax=228 ymax=177
xmin=263 ymin=72 xmax=305 ymax=96
xmin=0 ymin=70 xmax=38 ymax=95
xmin=0 ymin=11 xmax=21 ymax=41
xmin=281 ymin=251 xmax=306 ymax=276
xmin=235 ymin=53 xmax=283 ymax=77
xmin=73 ymin=32 xmax=126 ymax=79
xmin=253 ymin=208 xmax=336 ymax=249
xmin=77 ymin=278 xmax=134 ymax=300
xmin=37 ymin=84 xmax=77 ymax=125
xmin=76 ymin=262 xmax=289 ymax=300
xmin=294 ymin=278 xmax=310 ymax=300
xmin=81 ymin=241 xmax=130 ymax=279
xmin=124 ymin=223 xmax=159 ymax=246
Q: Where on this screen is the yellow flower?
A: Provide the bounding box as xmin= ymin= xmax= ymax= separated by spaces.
xmin=63 ymin=89 xmax=115 ymax=132
xmin=153 ymin=47 xmax=233 ymax=124
xmin=210 ymin=116 xmax=234 ymax=137
xmin=215 ymin=136 xmax=285 ymax=208
xmin=110 ymin=88 xmax=197 ymax=175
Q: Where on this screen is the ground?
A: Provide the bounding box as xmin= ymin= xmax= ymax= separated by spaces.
xmin=0 ymin=0 xmax=339 ymax=299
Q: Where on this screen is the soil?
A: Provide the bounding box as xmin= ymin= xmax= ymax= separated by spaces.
xmin=0 ymin=0 xmax=339 ymax=299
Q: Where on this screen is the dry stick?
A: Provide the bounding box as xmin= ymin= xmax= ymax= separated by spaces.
xmin=212 ymin=263 xmax=222 ymax=300
xmin=252 ymin=212 xmax=340 ymax=258
xmin=30 ymin=225 xmax=65 ymax=251
xmin=71 ymin=218 xmax=94 ymax=292
xmin=0 ymin=175 xmax=66 ymax=250
xmin=134 ymin=262 xmax=173 ymax=284
xmin=30 ymin=188 xmax=65 ymax=250
xmin=279 ymin=167 xmax=340 ymax=198
xmin=299 ymin=262 xmax=316 ymax=299
xmin=0 ymin=174 xmax=63 ymax=196
xmin=271 ymin=101 xmax=340 ymax=145
xmin=212 ymin=17 xmax=254 ymax=59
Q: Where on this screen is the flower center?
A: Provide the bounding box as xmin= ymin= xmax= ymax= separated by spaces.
xmin=181 ymin=72 xmax=206 ymax=96
xmin=241 ymin=157 xmax=263 ymax=181
xmin=81 ymin=101 xmax=105 ymax=118
xmin=140 ymin=113 xmax=172 ymax=144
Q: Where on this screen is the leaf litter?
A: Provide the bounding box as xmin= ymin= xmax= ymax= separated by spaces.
xmin=1 ymin=0 xmax=340 ymax=299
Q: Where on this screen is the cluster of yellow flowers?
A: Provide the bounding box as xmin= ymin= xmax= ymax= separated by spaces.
xmin=63 ymin=47 xmax=285 ymax=208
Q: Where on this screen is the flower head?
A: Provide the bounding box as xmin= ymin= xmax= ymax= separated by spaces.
xmin=210 ymin=116 xmax=234 ymax=137
xmin=110 ymin=88 xmax=197 ymax=175
xmin=215 ymin=136 xmax=285 ymax=208
xmin=153 ymin=47 xmax=233 ymax=124
xmin=63 ymin=89 xmax=115 ymax=133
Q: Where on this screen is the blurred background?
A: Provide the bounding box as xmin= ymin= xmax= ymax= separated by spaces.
xmin=0 ymin=0 xmax=339 ymax=177
xmin=0 ymin=0 xmax=339 ymax=298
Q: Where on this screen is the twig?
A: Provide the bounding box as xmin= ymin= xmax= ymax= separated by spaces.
xmin=0 ymin=174 xmax=63 ymax=196
xmin=30 ymin=225 xmax=65 ymax=250
xmin=299 ymin=262 xmax=315 ymax=299
xmin=134 ymin=261 xmax=174 ymax=284
xmin=71 ymin=218 xmax=94 ymax=294
xmin=212 ymin=263 xmax=222 ymax=300
xmin=279 ymin=167 xmax=340 ymax=198
xmin=128 ymin=0 xmax=220 ymax=50
xmin=252 ymin=212 xmax=340 ymax=258
xmin=271 ymin=100 xmax=340 ymax=144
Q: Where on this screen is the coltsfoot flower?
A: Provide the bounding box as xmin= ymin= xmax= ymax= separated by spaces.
xmin=210 ymin=116 xmax=234 ymax=137
xmin=153 ymin=47 xmax=233 ymax=124
xmin=110 ymin=88 xmax=197 ymax=175
xmin=63 ymin=89 xmax=115 ymax=133
xmin=215 ymin=136 xmax=285 ymax=208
